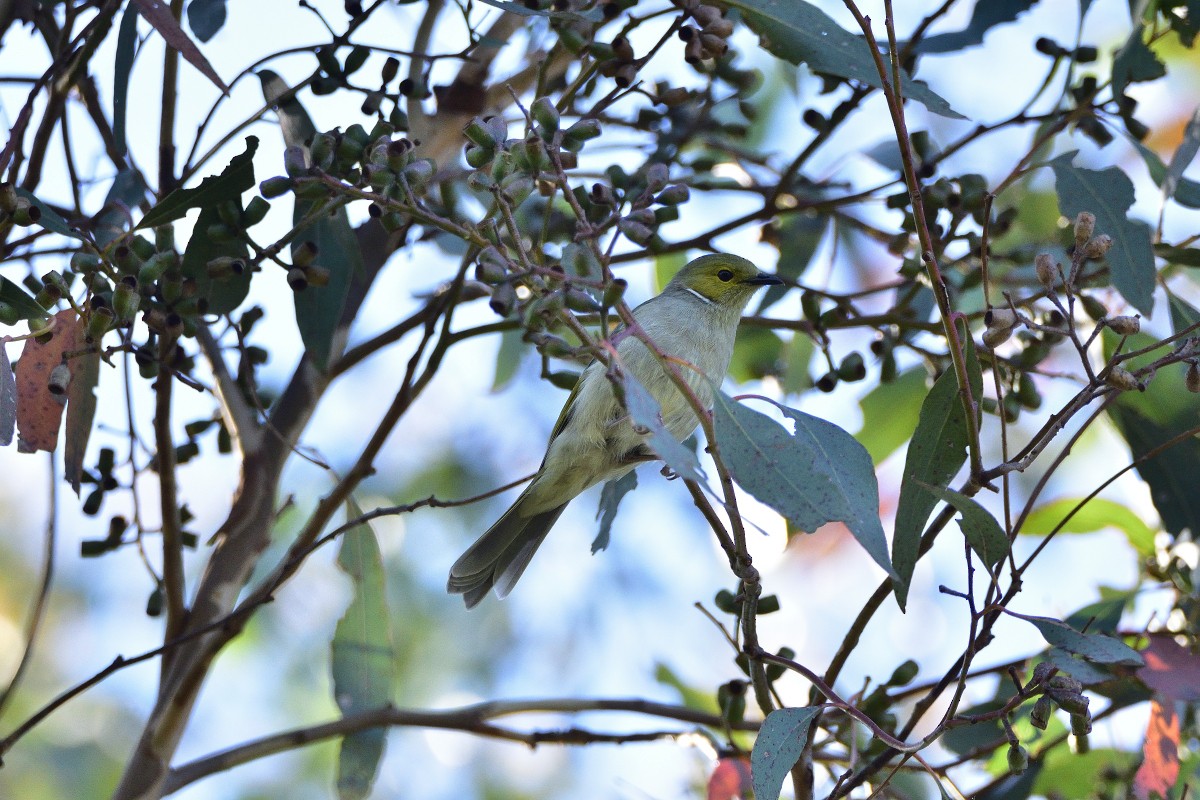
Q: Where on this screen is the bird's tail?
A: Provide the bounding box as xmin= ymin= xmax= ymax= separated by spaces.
xmin=447 ymin=493 xmax=567 ymax=609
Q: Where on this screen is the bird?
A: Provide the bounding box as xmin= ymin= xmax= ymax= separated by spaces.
xmin=448 ymin=253 xmax=783 ymax=608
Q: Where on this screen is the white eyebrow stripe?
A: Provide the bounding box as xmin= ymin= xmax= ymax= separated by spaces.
xmin=684 ymin=286 xmax=715 ymax=305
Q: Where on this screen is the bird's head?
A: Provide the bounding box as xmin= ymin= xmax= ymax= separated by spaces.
xmin=667 ymin=253 xmax=783 ymax=309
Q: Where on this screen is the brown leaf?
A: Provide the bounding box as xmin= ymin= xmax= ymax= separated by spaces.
xmin=1138 ymin=635 xmax=1200 ymax=702
xmin=1133 ymin=698 xmax=1180 ymax=800
xmin=131 ymin=0 xmax=230 ymax=95
xmin=707 ymin=756 xmax=751 ymax=800
xmin=15 ymin=310 xmax=82 ymax=453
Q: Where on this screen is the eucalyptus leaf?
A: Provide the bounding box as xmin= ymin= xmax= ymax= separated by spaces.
xmin=712 ymin=392 xmax=893 ymax=577
xmin=615 ymin=370 xmax=705 ymax=484
xmin=594 ymin=470 xmax=637 ymax=553
xmin=15 ymin=188 xmax=82 ymax=240
xmin=892 ymin=323 xmax=981 ymax=610
xmin=112 ymin=3 xmax=139 ymax=157
xmin=1051 ymin=153 xmax=1156 ymax=317
xmin=1009 ymin=610 xmax=1144 ymax=666
xmin=912 ymin=0 xmax=1039 ymax=54
xmin=0 ymin=345 xmax=15 ymax=446
xmin=856 ymin=367 xmax=927 ymax=464
xmin=1019 ymin=497 xmax=1155 ymax=559
xmin=721 ymin=0 xmax=964 ymax=119
xmin=139 ymin=136 xmax=258 ymax=229
xmin=332 ymin=500 xmax=394 ymax=799
xmin=751 ymin=706 xmax=821 ymax=800
xmin=916 ymin=481 xmax=1009 ymax=567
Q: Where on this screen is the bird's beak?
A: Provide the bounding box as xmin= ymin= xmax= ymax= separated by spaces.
xmin=744 ymin=272 xmax=784 ymax=286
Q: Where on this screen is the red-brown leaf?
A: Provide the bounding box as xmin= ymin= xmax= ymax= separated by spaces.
xmin=1138 ymin=635 xmax=1200 ymax=702
xmin=707 ymin=756 xmax=751 ymax=800
xmin=1133 ymin=698 xmax=1180 ymax=800
xmin=131 ymin=0 xmax=230 ymax=94
xmin=15 ymin=310 xmax=82 ymax=453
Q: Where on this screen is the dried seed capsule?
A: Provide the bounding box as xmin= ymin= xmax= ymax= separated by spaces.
xmin=982 ymin=325 xmax=1014 ymax=349
xmin=1107 ymin=315 xmax=1140 ymax=335
xmin=702 ymin=18 xmax=734 ymax=38
xmin=48 ymin=362 xmax=71 ymax=395
xmin=1105 ymin=366 xmax=1139 ymax=391
xmin=287 ymin=268 xmax=308 ymax=292
xmin=984 ymin=306 xmax=1017 ymax=331
xmin=1035 ymin=253 xmax=1057 ymax=287
xmin=1083 ymin=234 xmax=1113 ymax=259
xmin=1073 ymin=211 xmax=1095 ymax=247
xmin=1030 ymin=695 xmax=1052 ymax=730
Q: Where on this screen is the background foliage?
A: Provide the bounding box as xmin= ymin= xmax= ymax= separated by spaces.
xmin=0 ymin=0 xmax=1198 ymax=798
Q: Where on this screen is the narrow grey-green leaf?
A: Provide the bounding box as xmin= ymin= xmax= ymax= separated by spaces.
xmin=491 ymin=327 xmax=525 ymax=391
xmin=615 ymin=370 xmax=705 ymax=483
xmin=1051 ymin=153 xmax=1156 ymax=317
xmin=64 ymin=348 xmax=100 ymax=494
xmin=112 ymin=3 xmax=139 ymax=158
xmin=1130 ymin=136 xmax=1200 ymax=208
xmin=1009 ymin=611 xmax=1144 ymax=666
xmin=751 ymin=706 xmax=821 ymax=800
xmin=258 ymin=72 xmax=359 ymax=368
xmin=915 ymin=481 xmax=1009 ymax=567
xmin=94 ymin=169 xmax=150 ymax=248
xmin=892 ymin=326 xmax=981 ymax=609
xmin=14 ymin=189 xmax=82 ymax=241
xmin=713 ymin=392 xmax=893 ymax=577
xmin=332 ymin=500 xmax=394 ymax=800
xmin=138 ymin=135 xmax=257 ymax=229
xmin=912 ymin=0 xmax=1039 ymax=54
xmin=720 ymin=0 xmax=964 ymax=119
xmin=593 ymin=470 xmax=637 ymax=553
xmin=0 ymin=275 xmax=49 ymax=321
xmin=0 ymin=345 xmax=16 ymax=446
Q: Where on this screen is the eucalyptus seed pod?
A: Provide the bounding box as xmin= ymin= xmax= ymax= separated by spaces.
xmin=644 ymin=163 xmax=669 ymax=193
xmin=489 ymin=282 xmax=518 ymax=317
xmin=982 ymin=325 xmax=1014 ymax=349
xmin=85 ymin=307 xmax=115 ymax=341
xmin=464 ymin=117 xmax=498 ymax=149
xmin=564 ymin=288 xmax=601 ymax=313
xmin=601 ymin=278 xmax=627 ymax=307
xmin=242 ymin=196 xmax=270 ymax=226
xmin=499 ymin=175 xmax=534 ymax=207
xmin=1186 ymin=361 xmax=1200 ymax=393
xmin=617 ymin=219 xmax=654 ymax=246
xmin=11 ymin=197 xmax=40 ymax=226
xmin=1073 ymin=211 xmax=1095 ymax=247
xmin=1083 ymin=234 xmax=1113 ymax=259
xmin=283 ymin=145 xmax=309 ymax=177
xmin=1105 ymin=366 xmax=1139 ymax=391
xmin=1035 ymin=253 xmax=1056 ymax=287
xmin=48 ymin=362 xmax=71 ymax=395
xmin=206 ymin=256 xmax=246 ymax=279
xmin=70 ymin=252 xmax=104 ymax=274
xmin=1107 ymin=315 xmax=1140 ymax=335
xmin=113 ymin=278 xmax=140 ymax=321
xmin=1006 ymin=744 xmax=1029 ymax=775
xmin=465 ymin=144 xmax=494 ymax=169
xmin=984 ymin=306 xmax=1017 ymax=331
xmin=1070 ymin=712 xmax=1092 ymax=736
xmin=531 ymin=97 xmax=560 ymax=136
xmin=310 ymin=132 xmax=336 ymax=171
xmin=286 ymin=268 xmax=308 ymax=292
xmin=260 ymin=175 xmax=294 ymax=198
xmin=0 ymin=302 xmax=19 ymax=326
xmin=1030 ymin=695 xmax=1052 ymax=730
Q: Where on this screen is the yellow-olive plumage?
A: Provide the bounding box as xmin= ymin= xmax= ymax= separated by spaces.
xmin=448 ymin=254 xmax=782 ymax=608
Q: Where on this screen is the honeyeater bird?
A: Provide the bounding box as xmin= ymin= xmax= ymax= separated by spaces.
xmin=448 ymin=253 xmax=782 ymax=608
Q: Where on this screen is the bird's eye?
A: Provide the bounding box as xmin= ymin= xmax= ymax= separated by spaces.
xmin=717 ymin=269 xmax=734 ymax=282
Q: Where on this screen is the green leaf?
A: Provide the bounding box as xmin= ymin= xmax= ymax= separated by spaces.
xmin=1155 ymin=243 xmax=1200 ymax=267
xmin=181 ymin=203 xmax=251 ymax=315
xmin=0 ymin=345 xmax=15 ymax=446
xmin=1129 ymin=137 xmax=1200 ymax=209
xmin=751 ymin=706 xmax=821 ymax=800
xmin=593 ymin=470 xmax=637 ymax=553
xmin=756 ymin=212 xmax=826 ymax=313
xmin=491 ymin=327 xmax=525 ymax=391
xmin=1166 ymin=108 xmax=1200 ymax=198
xmin=14 ymin=188 xmax=82 ymax=240
xmin=1112 ymin=25 xmax=1166 ymax=100
xmin=139 ymin=136 xmax=258 ymax=229
xmin=1019 ymin=497 xmax=1155 ymax=559
xmin=1009 ymin=611 xmax=1143 ymax=666
xmin=186 ymin=0 xmax=226 ymax=42
xmin=1051 ymin=153 xmax=1156 ymax=315
xmin=913 ymin=0 xmax=1039 ymax=54
xmin=1033 ymin=747 xmax=1138 ymax=799
xmin=781 ymin=330 xmax=814 ymax=396
xmin=721 ymin=0 xmax=964 ymax=119
xmin=1169 ymin=292 xmax=1200 ymax=334
xmin=892 ymin=325 xmax=981 ymax=609
xmin=976 ymin=767 xmax=1041 ymax=800
xmin=332 ymin=500 xmax=394 ymax=800
xmin=112 ymin=3 xmax=138 ymax=158
xmin=64 ymin=347 xmax=100 ymax=495
xmin=712 ymin=392 xmax=894 ymax=577
xmin=654 ymin=250 xmax=687 ymax=294
xmin=1103 ymin=329 xmax=1200 ymax=538
xmin=258 ymin=71 xmax=360 ymax=368
xmin=654 ymin=662 xmax=718 ymax=714
xmin=615 ymin=370 xmax=705 ymax=483
xmin=856 ymin=367 xmax=927 ymax=464
xmin=916 ymin=482 xmax=1009 ymax=567
xmin=0 ymin=275 xmax=48 ymax=321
